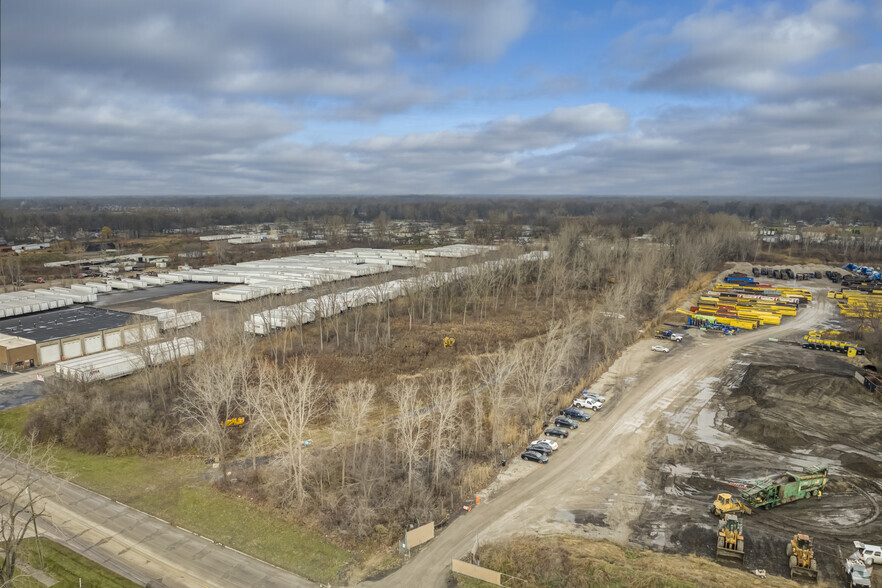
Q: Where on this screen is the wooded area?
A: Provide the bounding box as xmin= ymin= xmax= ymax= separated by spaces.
xmin=23 ymin=214 xmax=756 ymax=544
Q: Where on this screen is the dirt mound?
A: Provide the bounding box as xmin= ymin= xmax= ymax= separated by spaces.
xmin=721 ymin=360 xmax=869 ymax=451
xmin=725 ymin=406 xmax=809 ymax=451
xmin=667 ymin=523 xmax=714 ymax=558
xmin=637 ymin=347 xmax=882 ymax=584
xmin=825 ymin=479 xmax=852 ymax=492
xmin=462 ymin=534 xmax=800 ymax=588
xmin=840 ymin=452 xmax=882 ymax=478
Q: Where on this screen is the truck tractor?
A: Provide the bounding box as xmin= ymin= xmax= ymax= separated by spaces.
xmin=655 ymin=329 xmax=683 ymax=342
xmin=716 ymin=514 xmax=745 ymax=564
xmin=787 ymin=534 xmax=818 ymax=582
xmin=712 ymin=492 xmax=752 ymax=517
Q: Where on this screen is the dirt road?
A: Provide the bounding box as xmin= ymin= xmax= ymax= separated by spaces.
xmin=372 ymin=288 xmax=829 ymax=586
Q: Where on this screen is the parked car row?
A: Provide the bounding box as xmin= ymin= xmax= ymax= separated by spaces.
xmin=520 ymin=394 xmax=603 ymax=463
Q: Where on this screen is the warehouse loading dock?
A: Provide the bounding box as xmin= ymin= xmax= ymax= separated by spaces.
xmin=0 ymin=306 xmax=158 ymax=367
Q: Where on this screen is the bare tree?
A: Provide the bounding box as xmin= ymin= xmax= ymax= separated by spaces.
xmin=391 ymin=379 xmax=427 ymax=496
xmin=250 ymin=359 xmax=324 ymax=506
xmin=367 ymin=278 xmax=393 ymax=345
xmin=473 ymin=347 xmax=516 ymax=453
xmin=426 ymin=369 xmax=462 ymax=489
xmin=331 ymin=380 xmax=375 ymax=489
xmin=511 ymin=321 xmax=580 ymax=435
xmin=178 ymin=319 xmax=253 ymax=482
xmin=0 ymin=432 xmax=53 ymax=587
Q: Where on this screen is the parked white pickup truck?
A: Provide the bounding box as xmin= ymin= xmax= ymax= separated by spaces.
xmin=851 ymin=541 xmax=882 ymax=566
xmin=573 ymin=397 xmax=602 ymax=411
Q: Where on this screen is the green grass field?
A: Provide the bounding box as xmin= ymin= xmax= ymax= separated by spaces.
xmin=0 ymin=406 xmax=351 ymax=584
xmin=5 ymin=538 xmax=139 ymax=587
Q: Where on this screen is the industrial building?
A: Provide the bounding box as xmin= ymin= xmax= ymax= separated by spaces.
xmin=0 ymin=306 xmax=158 ymax=370
xmin=0 ymin=334 xmax=38 ymax=372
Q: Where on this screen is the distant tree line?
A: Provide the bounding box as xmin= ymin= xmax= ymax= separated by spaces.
xmin=2 ymin=196 xmax=880 ymax=242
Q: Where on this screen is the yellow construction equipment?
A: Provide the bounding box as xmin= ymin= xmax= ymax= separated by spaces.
xmin=808 ymin=329 xmax=842 ymax=339
xmin=802 ymin=334 xmax=864 ymax=357
xmin=716 ymin=514 xmax=745 ymax=564
xmin=712 ymin=492 xmax=752 ymax=517
xmin=443 ymin=336 xmax=456 ymax=349
xmin=224 ymin=416 xmax=245 ymax=428
xmin=787 ymin=534 xmax=818 ymax=582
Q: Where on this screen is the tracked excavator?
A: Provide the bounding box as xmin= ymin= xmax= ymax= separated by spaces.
xmin=787 ymin=534 xmax=818 ymax=582
xmin=716 ymin=514 xmax=745 ymax=564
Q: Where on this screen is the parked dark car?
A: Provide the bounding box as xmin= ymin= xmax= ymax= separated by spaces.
xmin=520 ymin=450 xmax=548 ymax=464
xmin=544 ymin=427 xmax=569 ymax=438
xmin=526 ymin=443 xmax=552 ymax=455
xmin=560 ymin=407 xmax=591 ymax=421
xmin=554 ymin=416 xmax=578 ymax=429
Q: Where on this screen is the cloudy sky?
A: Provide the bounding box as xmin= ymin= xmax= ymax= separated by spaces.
xmin=2 ymin=0 xmax=880 ymax=197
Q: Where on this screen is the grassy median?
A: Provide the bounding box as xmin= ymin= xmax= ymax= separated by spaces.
xmin=4 ymin=538 xmax=139 ymax=587
xmin=0 ymin=405 xmax=351 ymax=584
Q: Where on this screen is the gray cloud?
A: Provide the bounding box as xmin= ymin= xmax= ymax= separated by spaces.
xmin=1 ymin=0 xmax=879 ymax=198
xmin=4 ymin=91 xmax=879 ymax=198
xmin=1 ymin=0 xmax=432 ymax=117
xmin=353 ymin=104 xmax=629 ymax=154
xmin=633 ymin=0 xmax=861 ymax=94
xmin=411 ymin=0 xmax=534 ymax=62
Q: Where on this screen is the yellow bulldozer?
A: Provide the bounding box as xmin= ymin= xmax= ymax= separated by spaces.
xmin=716 ymin=514 xmax=745 ymax=564
xmin=712 ymin=492 xmax=752 ymax=517
xmin=224 ymin=416 xmax=246 ymax=428
xmin=787 ymin=534 xmax=818 ymax=582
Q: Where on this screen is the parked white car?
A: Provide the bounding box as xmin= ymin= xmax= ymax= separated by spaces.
xmin=651 ymin=345 xmax=670 ymax=353
xmin=533 ymin=438 xmax=558 ymax=451
xmin=852 ymin=541 xmax=882 ymax=566
xmin=582 ymin=390 xmax=606 ymax=402
xmin=573 ymin=397 xmax=602 ymax=411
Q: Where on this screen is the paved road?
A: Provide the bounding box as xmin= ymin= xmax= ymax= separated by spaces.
xmin=0 ymin=458 xmax=315 ymax=588
xmin=0 ymin=366 xmax=54 ymax=410
xmin=93 ymin=282 xmax=220 ymax=308
xmin=371 ymin=294 xmax=830 ymax=587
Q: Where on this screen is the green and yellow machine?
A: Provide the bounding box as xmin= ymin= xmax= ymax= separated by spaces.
xmin=712 ymin=465 xmax=828 ymax=516
xmin=740 ymin=465 xmax=828 ymax=510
